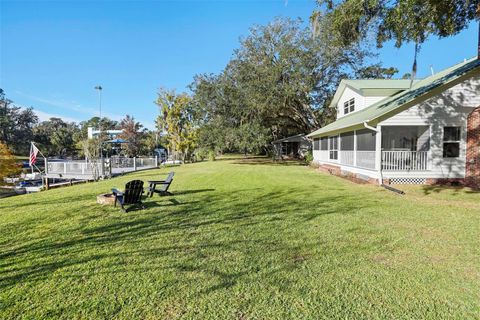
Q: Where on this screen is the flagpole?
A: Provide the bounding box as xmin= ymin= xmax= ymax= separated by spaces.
xmin=30 ymin=142 xmax=47 ymax=174
xmin=32 ymin=142 xmax=47 ymax=159
xmin=32 ymin=141 xmax=47 ymax=189
xmin=30 ymin=142 xmax=34 ymax=174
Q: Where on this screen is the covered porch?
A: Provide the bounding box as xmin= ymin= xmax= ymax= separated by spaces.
xmin=272 ymin=134 xmax=311 ymax=159
xmin=314 ymin=125 xmax=431 ymax=172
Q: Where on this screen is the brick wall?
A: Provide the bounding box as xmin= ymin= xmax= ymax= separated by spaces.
xmin=316 ymin=164 xmax=379 ymax=185
xmin=466 ymin=107 xmax=480 ymax=188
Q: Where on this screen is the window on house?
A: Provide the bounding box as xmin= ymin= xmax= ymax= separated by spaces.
xmin=343 ymin=98 xmax=355 ymax=115
xmin=329 ymin=136 xmax=338 ymax=160
xmin=313 ymin=138 xmax=320 ymax=150
xmin=320 ymin=137 xmax=328 ymax=150
xmin=443 ymin=127 xmax=461 ymax=158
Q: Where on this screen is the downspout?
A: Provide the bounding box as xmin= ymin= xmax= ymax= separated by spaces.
xmin=363 ymin=121 xmax=383 ymax=185
xmin=363 ymin=121 xmax=379 ymax=133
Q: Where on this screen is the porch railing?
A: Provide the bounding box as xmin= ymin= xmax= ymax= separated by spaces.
xmin=339 ymin=151 xmax=354 ymax=166
xmin=356 ymin=151 xmax=376 ymax=170
xmin=382 ymin=151 xmax=429 ymax=171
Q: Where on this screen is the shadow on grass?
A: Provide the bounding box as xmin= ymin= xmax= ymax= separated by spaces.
xmin=169 ymin=189 xmax=215 ymax=196
xmin=421 ymin=185 xmax=480 ymax=195
xmin=0 ymin=185 xmax=375 ymax=294
xmin=215 ymin=155 xmax=266 ymax=162
xmin=232 ymin=158 xmax=307 ymax=166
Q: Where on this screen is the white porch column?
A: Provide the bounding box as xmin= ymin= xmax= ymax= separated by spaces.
xmin=375 ymin=125 xmax=382 ymax=171
xmin=338 ymin=134 xmax=342 ymax=164
xmin=353 ymin=130 xmax=357 ymax=167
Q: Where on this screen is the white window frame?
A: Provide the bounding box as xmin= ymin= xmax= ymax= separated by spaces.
xmin=343 ymin=98 xmax=355 ymax=115
xmin=329 ymin=135 xmax=338 ymax=160
xmin=442 ymin=126 xmax=461 ymax=158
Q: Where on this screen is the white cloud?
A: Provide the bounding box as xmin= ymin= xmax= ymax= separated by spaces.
xmin=15 ymin=91 xmax=124 ymax=121
xmin=34 ymin=109 xmax=80 ymax=123
xmin=18 ymin=106 xmax=81 ymax=123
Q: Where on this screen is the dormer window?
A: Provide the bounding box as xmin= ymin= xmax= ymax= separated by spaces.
xmin=343 ymin=98 xmax=355 ymax=115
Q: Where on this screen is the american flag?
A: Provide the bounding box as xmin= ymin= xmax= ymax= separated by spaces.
xmin=29 ymin=142 xmax=39 ymax=167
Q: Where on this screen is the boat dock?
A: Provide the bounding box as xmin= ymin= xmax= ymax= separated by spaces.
xmin=45 ymin=156 xmax=159 ymax=180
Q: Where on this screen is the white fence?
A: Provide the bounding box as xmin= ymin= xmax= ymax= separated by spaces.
xmin=46 ymin=156 xmax=158 ymax=178
xmin=382 ymin=151 xmax=429 ymax=171
xmin=47 ymin=161 xmax=98 ymax=175
xmin=109 ymin=156 xmax=157 ymax=169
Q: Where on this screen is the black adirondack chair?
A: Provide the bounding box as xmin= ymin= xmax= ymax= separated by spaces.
xmin=111 ymin=180 xmax=145 ymax=212
xmin=147 ymin=172 xmax=174 ymax=197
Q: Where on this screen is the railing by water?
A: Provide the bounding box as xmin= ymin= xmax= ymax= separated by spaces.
xmin=46 ymin=156 xmax=159 ymax=178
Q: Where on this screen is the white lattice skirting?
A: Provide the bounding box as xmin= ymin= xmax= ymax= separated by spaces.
xmin=389 ymin=178 xmax=427 ymax=185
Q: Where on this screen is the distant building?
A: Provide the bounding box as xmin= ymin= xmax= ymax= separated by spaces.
xmin=272 ymin=134 xmax=311 ymax=159
xmin=87 ymin=127 xmax=123 ymax=139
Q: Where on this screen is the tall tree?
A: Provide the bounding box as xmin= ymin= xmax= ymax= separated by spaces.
xmin=156 ymin=89 xmax=198 ymax=162
xmin=313 ymin=1 xmax=480 ymax=79
xmin=314 ymin=0 xmax=479 ymax=48
xmin=119 ymin=115 xmax=144 ymax=157
xmin=34 ymin=118 xmax=79 ymax=156
xmin=190 ymin=17 xmax=384 ymax=153
xmin=0 ymin=89 xmax=38 ymax=155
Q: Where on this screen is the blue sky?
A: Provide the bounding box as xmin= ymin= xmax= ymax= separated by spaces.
xmin=1 ymin=0 xmax=478 ymax=129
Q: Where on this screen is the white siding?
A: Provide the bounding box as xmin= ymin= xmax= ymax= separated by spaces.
xmin=379 ymin=74 xmax=480 ymax=179
xmin=364 ymin=96 xmax=387 ymax=108
xmin=336 ymin=87 xmax=365 ymax=118
xmin=337 ymin=88 xmax=390 ymax=119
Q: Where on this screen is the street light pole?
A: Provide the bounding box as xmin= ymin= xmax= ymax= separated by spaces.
xmin=94 ymin=85 xmax=103 ymax=123
xmin=94 ymin=85 xmax=104 ymax=177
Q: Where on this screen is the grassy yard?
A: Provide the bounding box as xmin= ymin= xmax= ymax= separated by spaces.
xmin=0 ymin=158 xmax=479 ymax=319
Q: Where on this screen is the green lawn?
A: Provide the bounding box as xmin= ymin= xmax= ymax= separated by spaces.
xmin=1 ymin=158 xmax=479 ymax=319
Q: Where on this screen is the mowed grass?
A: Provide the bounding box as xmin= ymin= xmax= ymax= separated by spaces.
xmin=0 ymin=158 xmax=479 ymax=319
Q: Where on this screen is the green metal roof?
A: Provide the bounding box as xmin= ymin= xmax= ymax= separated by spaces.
xmin=343 ymin=79 xmax=415 ymax=91
xmin=308 ymin=57 xmax=480 ymax=138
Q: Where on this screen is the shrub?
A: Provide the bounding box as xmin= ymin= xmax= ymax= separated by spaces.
xmin=304 ymin=150 xmax=313 ymax=164
xmin=0 ymin=142 xmax=21 ymax=180
xmin=208 ymin=150 xmax=216 ymax=161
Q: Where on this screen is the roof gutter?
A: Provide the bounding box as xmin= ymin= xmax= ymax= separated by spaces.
xmin=363 ymin=121 xmax=380 ymax=132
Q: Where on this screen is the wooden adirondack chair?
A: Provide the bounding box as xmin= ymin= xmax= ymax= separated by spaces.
xmin=147 ymin=172 xmax=174 ymax=197
xmin=111 ymin=180 xmax=145 ymax=212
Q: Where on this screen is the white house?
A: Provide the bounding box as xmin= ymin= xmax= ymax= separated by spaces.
xmin=307 ymin=57 xmax=480 ymax=187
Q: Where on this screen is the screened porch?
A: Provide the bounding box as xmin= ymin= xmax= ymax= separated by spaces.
xmin=313 ymin=125 xmax=431 ymax=171
xmin=381 ymin=125 xmax=430 ymax=171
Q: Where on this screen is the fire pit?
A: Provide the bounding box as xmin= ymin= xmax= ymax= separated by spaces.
xmin=97 ymin=193 xmax=115 ymax=205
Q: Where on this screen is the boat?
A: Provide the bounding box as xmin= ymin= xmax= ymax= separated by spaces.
xmin=14 ymin=180 xmax=43 ymax=194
